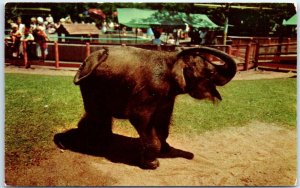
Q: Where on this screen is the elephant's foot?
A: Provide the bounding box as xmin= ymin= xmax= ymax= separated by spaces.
xmin=160 ymin=142 xmax=171 ymax=154
xmin=140 ymin=158 xmax=160 ymax=170
xmin=140 ymin=147 xmax=160 ymax=169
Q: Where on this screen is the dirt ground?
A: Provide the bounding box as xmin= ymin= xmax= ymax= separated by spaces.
xmin=4 ymin=65 xmax=297 ymax=186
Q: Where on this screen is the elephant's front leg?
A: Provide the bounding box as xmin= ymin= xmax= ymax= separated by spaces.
xmin=152 ymin=98 xmax=175 ymax=154
xmin=130 ymin=110 xmax=162 ymax=169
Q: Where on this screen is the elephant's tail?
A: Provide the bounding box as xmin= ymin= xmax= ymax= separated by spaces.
xmin=73 ymin=47 xmax=109 ymax=85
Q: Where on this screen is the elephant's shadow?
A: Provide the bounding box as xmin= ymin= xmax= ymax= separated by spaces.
xmin=53 ymin=128 xmax=194 ymax=168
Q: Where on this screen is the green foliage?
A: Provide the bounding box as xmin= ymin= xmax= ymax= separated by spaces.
xmin=5 ymin=2 xmax=296 ymax=36
xmin=5 ymin=73 xmax=296 ymax=166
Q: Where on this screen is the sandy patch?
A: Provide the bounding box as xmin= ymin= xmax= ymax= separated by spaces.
xmin=5 ymin=121 xmax=296 ymax=186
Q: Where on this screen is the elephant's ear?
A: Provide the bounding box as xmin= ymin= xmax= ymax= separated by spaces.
xmin=74 ymin=48 xmax=109 ymax=85
xmin=172 ymin=58 xmax=187 ymax=91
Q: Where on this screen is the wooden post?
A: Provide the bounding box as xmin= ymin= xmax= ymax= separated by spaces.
xmin=236 ymin=39 xmax=240 ymax=56
xmin=118 ymin=28 xmax=121 ymax=45
xmin=86 ymin=42 xmax=90 ymax=58
xmin=285 ymin=38 xmax=291 ymax=53
xmin=273 ymin=44 xmax=280 ymax=63
xmin=226 ymin=45 xmax=232 ymax=55
xmin=135 ymin=28 xmax=138 ymax=44
xmin=223 ymin=17 xmax=228 ymax=45
xmin=54 ymin=42 xmax=59 ymax=68
xmin=254 ymin=43 xmax=260 ymax=68
xmin=22 ymin=41 xmax=28 ymax=68
xmin=266 ymin=37 xmax=271 ymax=54
xmin=244 ymin=44 xmax=251 ymax=70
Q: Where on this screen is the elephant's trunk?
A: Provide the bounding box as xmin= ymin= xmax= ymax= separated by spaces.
xmin=178 ymin=47 xmax=237 ymax=86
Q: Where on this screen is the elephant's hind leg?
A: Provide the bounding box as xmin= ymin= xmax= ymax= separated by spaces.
xmin=77 ymin=112 xmax=113 ymax=150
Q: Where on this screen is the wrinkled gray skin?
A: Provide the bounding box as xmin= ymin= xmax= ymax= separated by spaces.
xmin=73 ymin=46 xmax=237 ymax=169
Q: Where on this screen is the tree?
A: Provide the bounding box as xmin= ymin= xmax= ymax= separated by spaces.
xmin=5 ymin=2 xmax=296 ymax=37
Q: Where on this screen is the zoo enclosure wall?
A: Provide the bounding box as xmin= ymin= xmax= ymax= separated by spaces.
xmin=5 ymin=36 xmax=297 ymax=71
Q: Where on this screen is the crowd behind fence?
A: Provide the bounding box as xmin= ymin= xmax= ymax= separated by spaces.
xmin=5 ymin=36 xmax=297 ymax=71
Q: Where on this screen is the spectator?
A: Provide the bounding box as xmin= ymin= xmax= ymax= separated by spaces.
xmin=46 ymin=14 xmax=54 ymax=24
xmin=55 ymin=18 xmax=66 ymax=42
xmin=137 ymin=28 xmax=143 ymax=36
xmin=167 ymin=34 xmax=175 ymax=45
xmin=9 ymin=23 xmax=22 ymax=58
xmin=122 ymin=26 xmax=127 ymax=36
xmin=108 ymin=22 xmax=114 ymax=30
xmin=46 ymin=16 xmax=56 ymax=34
xmin=189 ymin=27 xmax=200 ymax=45
xmin=65 ymin=15 xmax=72 ymax=23
xmin=152 ymin=28 xmax=162 ymax=45
xmin=194 ymin=28 xmax=201 ymax=44
xmin=55 ymin=18 xmax=65 ymax=29
xmin=206 ymin=30 xmax=217 ymax=45
xmin=33 ymin=26 xmax=49 ymax=61
xmin=199 ymin=28 xmax=208 ymax=45
xmin=101 ymin=22 xmax=107 ymax=34
xmin=146 ymin=28 xmax=154 ymax=38
xmin=30 ymin=17 xmax=37 ymax=32
xmin=16 ymin=16 xmax=25 ymax=35
xmin=21 ymin=27 xmax=34 ymax=42
xmin=152 ymin=38 xmax=162 ymax=45
xmin=188 ymin=26 xmax=195 ymax=44
xmin=37 ymin=17 xmax=46 ymax=31
xmin=21 ymin=27 xmax=35 ymax=68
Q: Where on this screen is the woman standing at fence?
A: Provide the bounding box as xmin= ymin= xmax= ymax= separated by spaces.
xmin=33 ymin=26 xmax=49 ymax=61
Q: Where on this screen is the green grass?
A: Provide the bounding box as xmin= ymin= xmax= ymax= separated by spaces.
xmin=172 ymin=78 xmax=297 ymax=134
xmin=5 ymin=73 xmax=296 ymax=165
xmin=5 ymin=73 xmax=84 ymax=165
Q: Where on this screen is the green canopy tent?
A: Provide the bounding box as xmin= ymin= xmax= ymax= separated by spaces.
xmin=117 ymin=8 xmax=187 ymax=29
xmin=282 ymin=14 xmax=297 ymax=26
xmin=186 ymin=14 xmax=221 ymax=29
xmin=117 ymin=8 xmax=221 ymax=44
xmin=117 ymin=8 xmax=157 ymax=28
xmin=117 ymin=8 xmax=221 ymax=29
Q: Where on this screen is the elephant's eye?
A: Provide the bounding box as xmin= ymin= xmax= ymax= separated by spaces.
xmin=205 ymin=69 xmax=215 ymax=76
xmin=190 ymin=62 xmax=196 ymax=66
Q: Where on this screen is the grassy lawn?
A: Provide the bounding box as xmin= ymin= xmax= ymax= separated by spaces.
xmin=172 ymin=78 xmax=296 ymax=134
xmin=5 ymin=73 xmax=296 ymax=166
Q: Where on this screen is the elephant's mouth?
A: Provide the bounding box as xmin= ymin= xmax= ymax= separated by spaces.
xmin=188 ymin=84 xmax=222 ymax=102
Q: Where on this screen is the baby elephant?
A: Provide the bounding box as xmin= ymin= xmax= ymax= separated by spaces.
xmin=72 ymin=46 xmax=236 ymax=169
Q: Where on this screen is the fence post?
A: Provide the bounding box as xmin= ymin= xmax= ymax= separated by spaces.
xmin=226 ymin=45 xmax=232 ymax=55
xmin=22 ymin=41 xmax=28 ymax=68
xmin=244 ymin=44 xmax=251 ymax=70
xmin=54 ymin=42 xmax=59 ymax=68
xmin=265 ymin=37 xmax=271 ymax=54
xmin=236 ymin=39 xmax=241 ymax=56
xmin=254 ymin=43 xmax=260 ymax=68
xmin=285 ymin=38 xmax=291 ymax=53
xmin=273 ymin=44 xmax=281 ymax=63
xmin=86 ymin=42 xmax=91 ymax=58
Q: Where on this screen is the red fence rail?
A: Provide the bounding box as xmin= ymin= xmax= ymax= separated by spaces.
xmin=5 ymin=36 xmax=297 ymax=71
xmin=254 ymin=42 xmax=297 ymax=70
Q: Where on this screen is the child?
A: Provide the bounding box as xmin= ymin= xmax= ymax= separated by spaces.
xmin=21 ymin=27 xmax=34 ymax=42
xmin=9 ymin=23 xmax=22 ymax=57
